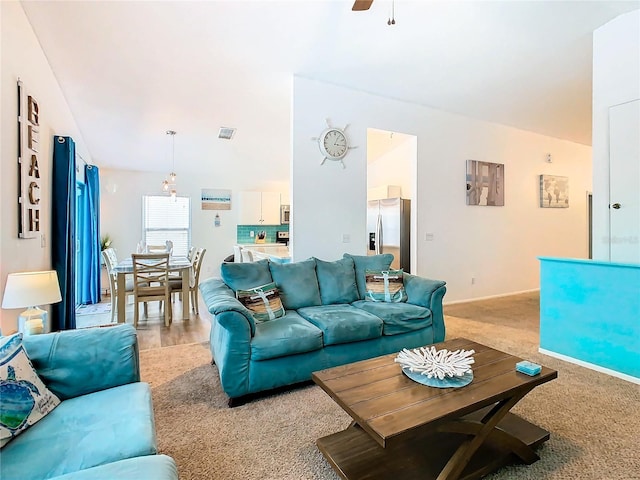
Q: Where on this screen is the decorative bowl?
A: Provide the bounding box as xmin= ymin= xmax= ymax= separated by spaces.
xmin=395 ymin=346 xmax=475 ymax=388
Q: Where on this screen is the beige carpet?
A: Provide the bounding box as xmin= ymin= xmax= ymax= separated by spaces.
xmin=140 ymin=316 xmax=640 ymax=480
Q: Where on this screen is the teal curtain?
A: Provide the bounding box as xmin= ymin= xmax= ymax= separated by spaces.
xmin=77 ymin=165 xmax=101 ymax=304
xmin=51 ymin=136 xmax=76 ymax=331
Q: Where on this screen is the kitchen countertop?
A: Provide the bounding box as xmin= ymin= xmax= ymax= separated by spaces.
xmin=237 ymin=243 xmax=282 ymax=247
xmin=237 ymin=244 xmax=290 ymax=263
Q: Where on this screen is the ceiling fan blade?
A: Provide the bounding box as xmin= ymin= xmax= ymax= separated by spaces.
xmin=352 ymin=0 xmax=373 ymax=11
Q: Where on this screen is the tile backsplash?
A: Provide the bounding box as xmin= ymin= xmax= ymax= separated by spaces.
xmin=237 ymin=225 xmax=289 ymax=244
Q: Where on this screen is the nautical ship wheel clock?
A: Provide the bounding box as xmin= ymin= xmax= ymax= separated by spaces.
xmin=312 ymin=119 xmax=357 ymax=169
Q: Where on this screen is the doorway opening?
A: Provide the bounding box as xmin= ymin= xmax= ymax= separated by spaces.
xmin=366 ymin=128 xmax=418 ymax=273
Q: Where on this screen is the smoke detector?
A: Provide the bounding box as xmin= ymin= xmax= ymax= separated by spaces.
xmin=218 ymin=127 xmax=236 ymax=140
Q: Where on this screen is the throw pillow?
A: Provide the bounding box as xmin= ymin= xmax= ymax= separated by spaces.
xmin=314 ymin=257 xmax=359 ymax=305
xmin=236 ymin=282 xmax=285 ymax=323
xmin=365 ymin=269 xmax=407 ymax=303
xmin=0 ymin=333 xmax=61 ymax=448
xmin=269 ymin=259 xmax=321 ymax=310
xmin=220 ymin=259 xmax=273 ymax=292
xmin=343 ymin=253 xmax=394 ymax=299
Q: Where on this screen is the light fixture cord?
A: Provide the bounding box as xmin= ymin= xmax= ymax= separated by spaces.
xmin=388 ymin=0 xmax=396 ymax=25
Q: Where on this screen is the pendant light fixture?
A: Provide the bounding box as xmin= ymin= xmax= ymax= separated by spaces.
xmin=161 ymin=130 xmax=177 ymax=198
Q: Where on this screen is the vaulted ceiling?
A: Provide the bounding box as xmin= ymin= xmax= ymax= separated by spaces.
xmin=21 ymin=1 xmax=639 ymax=172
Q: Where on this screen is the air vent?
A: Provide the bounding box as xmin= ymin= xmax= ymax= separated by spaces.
xmin=218 ymin=127 xmax=236 ymax=140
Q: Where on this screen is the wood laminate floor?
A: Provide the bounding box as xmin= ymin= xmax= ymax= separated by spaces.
xmin=77 ymin=294 xmax=211 ymax=351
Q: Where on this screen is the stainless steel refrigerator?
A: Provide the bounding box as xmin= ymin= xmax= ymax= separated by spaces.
xmin=367 ymin=198 xmax=411 ymax=272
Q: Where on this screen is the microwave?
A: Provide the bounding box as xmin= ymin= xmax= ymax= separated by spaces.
xmin=280 ymin=205 xmax=290 ymax=224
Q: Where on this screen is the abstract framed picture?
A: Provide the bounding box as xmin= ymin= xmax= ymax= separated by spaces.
xmin=539 ymin=175 xmax=569 ymax=208
xmin=466 ymin=160 xmax=504 ymax=206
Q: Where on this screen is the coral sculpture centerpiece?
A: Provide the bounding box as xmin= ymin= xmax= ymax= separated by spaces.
xmin=395 ymin=346 xmax=475 ymax=380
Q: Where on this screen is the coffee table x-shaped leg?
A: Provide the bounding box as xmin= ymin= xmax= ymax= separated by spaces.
xmin=434 ymin=390 xmax=539 ymax=480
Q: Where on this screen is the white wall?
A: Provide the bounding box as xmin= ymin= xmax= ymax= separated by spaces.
xmin=0 ymin=1 xmax=91 ymax=333
xmin=100 ymin=168 xmax=288 ymax=280
xmin=367 ymin=132 xmax=415 ymax=201
xmin=592 ymin=10 xmax=640 ymax=261
xmin=292 ymin=77 xmax=592 ymax=303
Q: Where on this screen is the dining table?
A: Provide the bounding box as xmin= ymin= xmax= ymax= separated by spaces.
xmin=112 ymin=255 xmax=192 ymax=324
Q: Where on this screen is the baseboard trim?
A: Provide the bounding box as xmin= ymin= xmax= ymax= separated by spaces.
xmin=538 ymin=348 xmax=640 ymax=385
xmin=444 ymin=288 xmax=540 ymax=306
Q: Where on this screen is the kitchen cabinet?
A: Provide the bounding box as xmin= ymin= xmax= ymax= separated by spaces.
xmin=238 ymin=191 xmax=281 ymax=225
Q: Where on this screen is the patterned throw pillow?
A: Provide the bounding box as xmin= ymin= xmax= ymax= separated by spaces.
xmin=0 ymin=333 xmax=61 ymax=448
xmin=365 ymin=269 xmax=407 ymax=303
xmin=236 ymin=282 xmax=285 ymax=323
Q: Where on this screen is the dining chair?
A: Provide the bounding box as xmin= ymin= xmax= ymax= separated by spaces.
xmin=131 ymin=253 xmax=172 ymax=328
xmin=233 ymin=245 xmax=243 ymax=263
xmin=241 ymin=248 xmax=254 ymax=263
xmin=187 ymin=246 xmax=196 ymax=262
xmin=146 ymin=244 xmax=168 ymax=254
xmin=102 ymin=248 xmax=136 ymax=323
xmin=169 ymin=248 xmax=207 ymax=315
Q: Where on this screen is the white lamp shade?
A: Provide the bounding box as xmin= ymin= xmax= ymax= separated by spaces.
xmin=2 ymin=270 xmax=62 ymax=309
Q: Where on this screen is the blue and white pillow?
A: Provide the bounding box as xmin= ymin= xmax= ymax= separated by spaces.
xmin=0 ymin=333 xmax=60 ymax=447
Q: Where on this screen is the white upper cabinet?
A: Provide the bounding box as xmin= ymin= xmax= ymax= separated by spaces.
xmin=238 ymin=191 xmax=281 ymax=225
xmin=260 ymin=192 xmax=281 ymax=225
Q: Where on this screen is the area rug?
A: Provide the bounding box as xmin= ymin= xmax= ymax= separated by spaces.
xmin=140 ymin=317 xmax=640 ymax=480
xmin=75 ymin=302 xmax=111 ymax=316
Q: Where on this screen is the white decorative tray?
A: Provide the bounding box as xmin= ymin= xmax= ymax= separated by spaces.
xmin=395 ymin=346 xmax=475 ymax=388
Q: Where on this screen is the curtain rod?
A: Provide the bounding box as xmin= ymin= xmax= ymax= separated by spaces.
xmin=76 ymin=153 xmax=93 ymax=168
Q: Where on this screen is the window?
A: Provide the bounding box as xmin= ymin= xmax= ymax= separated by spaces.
xmin=142 ymin=195 xmax=191 ymax=257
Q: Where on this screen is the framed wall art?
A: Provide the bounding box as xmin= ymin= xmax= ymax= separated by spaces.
xmin=201 ymin=188 xmax=231 ymax=210
xmin=466 ymin=160 xmax=504 ymax=206
xmin=540 ymin=175 xmax=569 ymax=208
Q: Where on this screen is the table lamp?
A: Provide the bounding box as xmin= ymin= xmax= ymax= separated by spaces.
xmin=2 ymin=270 xmax=62 ymax=335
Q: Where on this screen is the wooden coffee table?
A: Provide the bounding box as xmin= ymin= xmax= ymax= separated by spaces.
xmin=312 ymin=337 xmax=557 ymax=480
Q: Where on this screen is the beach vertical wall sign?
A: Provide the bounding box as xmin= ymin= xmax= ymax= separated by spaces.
xmin=17 ymin=80 xmax=41 ymax=239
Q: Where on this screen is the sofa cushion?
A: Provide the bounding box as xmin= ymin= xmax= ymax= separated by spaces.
xmin=298 ymin=305 xmax=383 ymax=346
xmin=0 ymin=382 xmax=156 ymax=480
xmin=0 ymin=333 xmax=60 ymax=448
xmin=343 ymin=253 xmax=394 ymax=299
xmin=236 ymin=282 xmax=285 ymax=323
xmin=352 ymin=300 xmax=432 ymax=336
xmin=269 ymin=259 xmax=321 ymax=310
xmin=365 ymin=269 xmax=407 ymax=303
xmin=23 ymin=324 xmax=139 ymax=401
xmin=251 ymin=311 xmax=323 ymax=361
xmin=49 ymin=454 xmax=178 ymax=480
xmin=221 ymin=259 xmax=273 ymax=292
xmin=314 ymin=257 xmax=359 ymax=305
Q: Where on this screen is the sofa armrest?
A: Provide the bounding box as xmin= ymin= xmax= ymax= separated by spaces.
xmin=404 ymin=273 xmax=447 ymax=342
xmin=22 ymin=323 xmax=139 ymax=400
xmin=199 ymin=277 xmax=256 ymax=336
xmin=200 ymin=277 xmax=254 ymax=398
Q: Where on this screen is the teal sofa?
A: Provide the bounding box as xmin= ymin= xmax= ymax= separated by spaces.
xmin=0 ymin=324 xmax=178 ymax=480
xmin=200 ymin=253 xmax=447 ymax=406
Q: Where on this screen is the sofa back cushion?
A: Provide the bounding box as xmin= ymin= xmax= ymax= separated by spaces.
xmin=269 ymin=258 xmax=321 ymax=310
xmin=23 ymin=324 xmax=139 ymax=400
xmin=221 ymin=259 xmax=273 ymax=292
xmin=314 ymin=257 xmax=359 ymax=305
xmin=343 ymin=253 xmax=394 ymax=299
